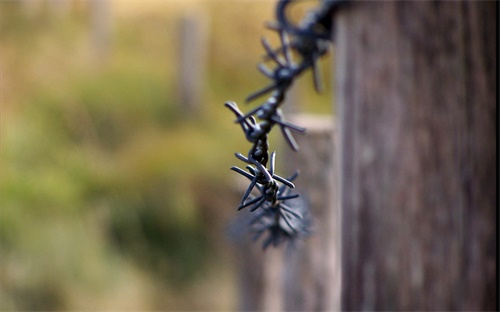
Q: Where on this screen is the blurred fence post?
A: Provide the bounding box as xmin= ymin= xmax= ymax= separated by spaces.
xmin=89 ymin=0 xmax=111 ymax=64
xmin=178 ymin=11 xmax=209 ymax=117
xmin=230 ymin=195 xmax=284 ymax=311
xmin=334 ymin=1 xmax=496 ymax=310
xmin=233 ymin=114 xmax=340 ymax=312
xmin=261 ymin=248 xmax=283 ymax=311
xmin=232 ymin=234 xmax=266 ymax=311
xmin=283 ymin=114 xmax=340 ymax=312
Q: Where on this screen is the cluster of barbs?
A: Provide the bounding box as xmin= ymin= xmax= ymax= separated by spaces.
xmin=225 ymin=0 xmax=346 ymax=249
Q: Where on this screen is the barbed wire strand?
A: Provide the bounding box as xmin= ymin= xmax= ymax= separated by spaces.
xmin=225 ymin=0 xmax=346 ymax=249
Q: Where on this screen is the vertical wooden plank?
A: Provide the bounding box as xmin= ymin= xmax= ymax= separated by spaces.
xmin=229 ymin=189 xmax=283 ymax=312
xmin=335 ymin=1 xmax=496 ymax=310
xmin=231 ymin=233 xmax=265 ymax=311
xmin=89 ymin=0 xmax=111 ymax=64
xmin=233 ymin=115 xmax=340 ymax=312
xmin=178 ymin=11 xmax=209 ymax=117
xmin=261 ymin=248 xmax=283 ymax=311
xmin=283 ymin=114 xmax=340 ymax=312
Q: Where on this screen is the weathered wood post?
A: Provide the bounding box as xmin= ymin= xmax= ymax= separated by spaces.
xmin=283 ymin=114 xmax=340 ymax=312
xmin=231 ymin=213 xmax=284 ymax=311
xmin=233 ymin=114 xmax=340 ymax=312
xmin=334 ymin=2 xmax=496 ymax=310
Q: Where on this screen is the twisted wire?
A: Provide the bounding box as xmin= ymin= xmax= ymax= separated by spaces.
xmin=225 ymin=0 xmax=346 ymax=249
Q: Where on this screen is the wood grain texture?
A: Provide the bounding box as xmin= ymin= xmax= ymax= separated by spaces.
xmin=335 ymin=1 xmax=496 ymax=310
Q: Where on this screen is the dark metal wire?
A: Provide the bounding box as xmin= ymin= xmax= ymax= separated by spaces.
xmin=225 ymin=0 xmax=345 ymax=249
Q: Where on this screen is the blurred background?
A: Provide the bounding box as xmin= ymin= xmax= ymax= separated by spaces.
xmin=0 ymin=0 xmax=333 ymax=310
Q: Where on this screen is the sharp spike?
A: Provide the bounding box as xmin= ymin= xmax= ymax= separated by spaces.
xmin=280 ymin=30 xmax=293 ymax=66
xmin=273 ymin=174 xmax=295 ymax=188
xmin=281 ymin=126 xmax=300 ymax=151
xmin=270 ymin=151 xmax=276 ymax=176
xmin=270 ymin=115 xmax=307 ymax=133
xmin=280 ymin=203 xmax=303 ymax=219
xmin=230 ymin=166 xmax=254 ymax=181
xmin=257 ymin=63 xmax=275 ymax=79
xmin=311 ymin=54 xmax=323 ymax=93
xmin=250 ymin=197 xmax=267 ymax=211
xmin=235 ymin=152 xmax=250 ymax=163
xmin=246 ymin=82 xmax=279 ymax=103
xmin=239 ymin=195 xmax=263 ymax=210
xmin=279 ymin=210 xmax=299 ymax=234
xmin=277 ymin=193 xmax=300 ymax=201
xmin=261 ymin=37 xmax=286 ymax=67
xmin=241 ymin=178 xmax=258 ymax=206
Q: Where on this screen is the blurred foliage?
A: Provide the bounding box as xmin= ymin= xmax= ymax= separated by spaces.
xmin=0 ymin=0 xmax=333 ymax=310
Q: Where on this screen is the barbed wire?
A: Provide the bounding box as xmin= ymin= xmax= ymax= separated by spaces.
xmin=225 ymin=0 xmax=346 ymax=249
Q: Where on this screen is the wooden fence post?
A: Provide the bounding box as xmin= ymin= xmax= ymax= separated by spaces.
xmin=283 ymin=114 xmax=340 ymax=312
xmin=230 ymin=211 xmax=284 ymax=312
xmin=89 ymin=0 xmax=112 ymax=64
xmin=334 ymin=2 xmax=496 ymax=310
xmin=178 ymin=11 xmax=209 ymax=117
xmin=232 ymin=114 xmax=340 ymax=312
